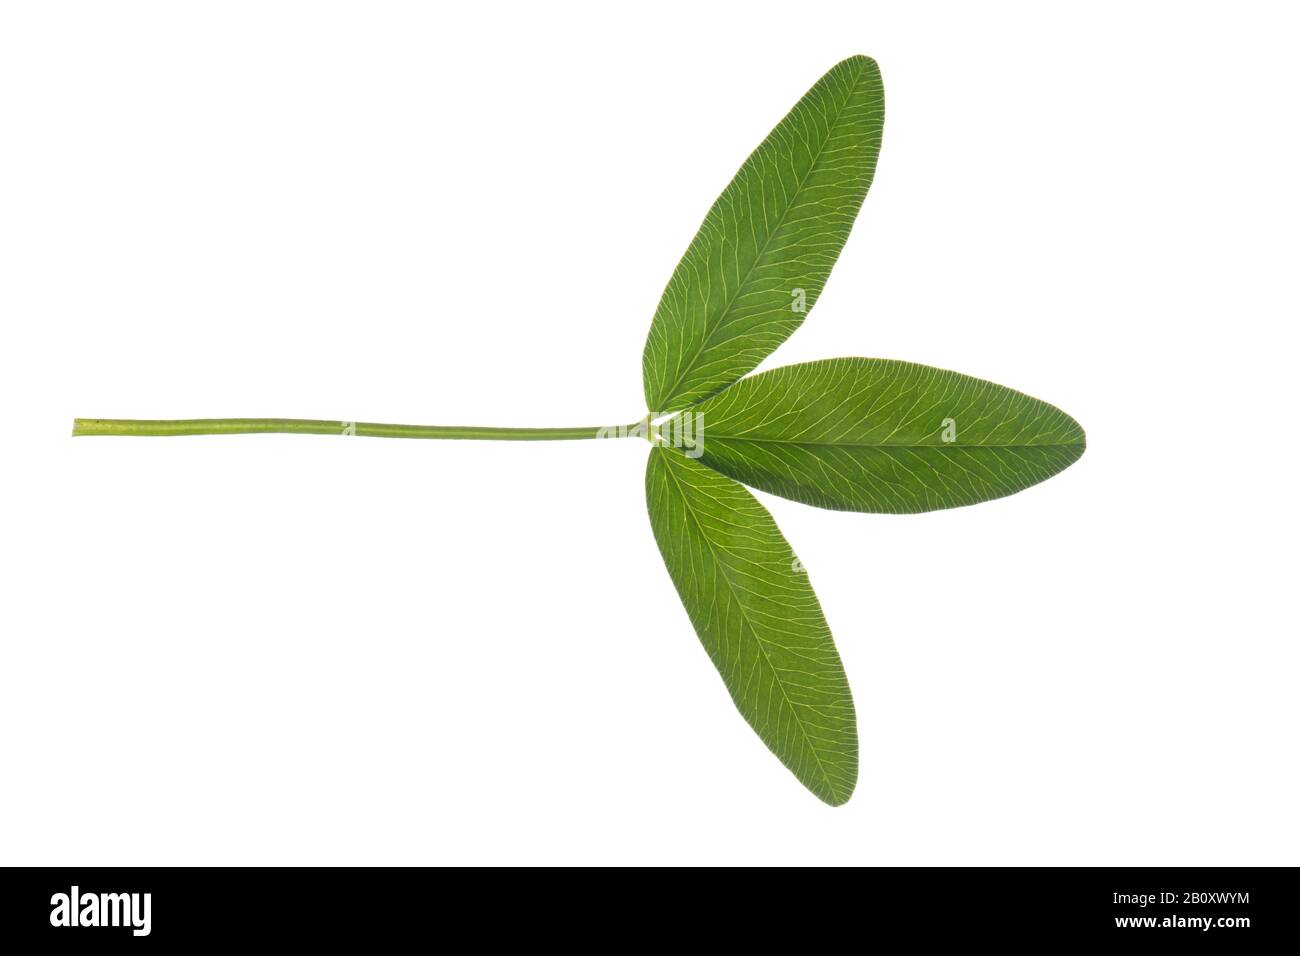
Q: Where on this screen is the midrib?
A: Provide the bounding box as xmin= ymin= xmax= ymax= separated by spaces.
xmin=705 ymin=435 xmax=1084 ymax=450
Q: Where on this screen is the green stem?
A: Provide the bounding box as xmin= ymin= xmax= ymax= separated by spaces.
xmin=72 ymin=418 xmax=646 ymax=441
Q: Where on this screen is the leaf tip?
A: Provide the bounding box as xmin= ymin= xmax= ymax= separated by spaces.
xmin=821 ymin=785 xmax=855 ymax=808
xmin=841 ymin=53 xmax=879 ymax=69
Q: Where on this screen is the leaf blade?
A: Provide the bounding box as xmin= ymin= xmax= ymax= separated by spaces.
xmin=642 ymin=56 xmax=885 ymax=413
xmin=645 ymin=446 xmax=857 ymax=805
xmin=682 ymin=357 xmax=1086 ymax=513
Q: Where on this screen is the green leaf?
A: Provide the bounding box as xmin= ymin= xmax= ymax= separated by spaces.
xmin=676 ymin=357 xmax=1085 ymax=513
xmin=642 ymin=56 xmax=885 ymax=413
xmin=645 ymin=446 xmax=857 ymax=805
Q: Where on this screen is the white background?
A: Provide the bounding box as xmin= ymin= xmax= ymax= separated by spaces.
xmin=2 ymin=1 xmax=1297 ymax=865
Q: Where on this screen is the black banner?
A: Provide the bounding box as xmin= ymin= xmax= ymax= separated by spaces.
xmin=0 ymin=867 xmax=1290 ymax=945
